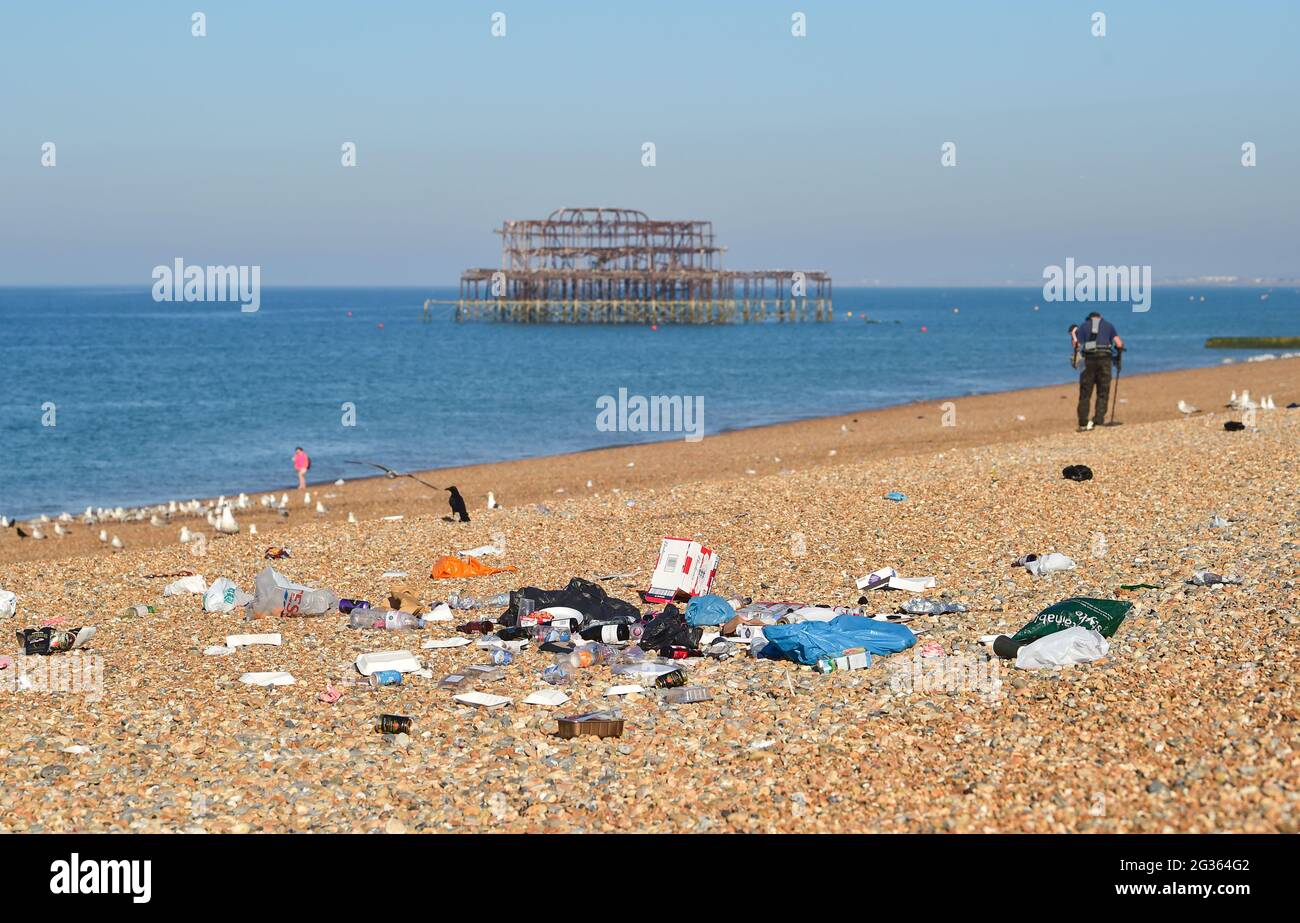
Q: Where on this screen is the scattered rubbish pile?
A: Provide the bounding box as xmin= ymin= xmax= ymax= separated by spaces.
xmin=78 ymin=535 xmax=1145 ymax=743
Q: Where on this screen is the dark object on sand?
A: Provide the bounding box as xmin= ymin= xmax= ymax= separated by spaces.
xmin=1062 ymin=464 xmax=1094 ymax=481
xmin=992 ymin=635 xmax=1024 ymax=659
xmin=502 ymin=577 xmax=640 ymax=627
xmin=446 ymin=486 xmax=470 ymax=522
xmin=1224 ymin=421 xmax=1246 ymax=431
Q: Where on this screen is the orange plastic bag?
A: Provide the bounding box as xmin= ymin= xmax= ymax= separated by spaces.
xmin=430 ymin=555 xmax=517 ymax=580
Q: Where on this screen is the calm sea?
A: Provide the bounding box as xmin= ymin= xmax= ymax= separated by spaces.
xmin=1 ymin=285 xmax=1295 ymax=518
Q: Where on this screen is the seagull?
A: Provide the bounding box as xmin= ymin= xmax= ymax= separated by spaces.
xmin=110 ymin=535 xmax=123 ymax=550
xmin=347 ymin=512 xmax=357 ymax=524
xmin=279 ymin=493 xmax=289 ymax=508
xmin=98 ymin=529 xmax=108 ymax=543
xmin=345 ymin=459 xmax=444 ymax=492
xmin=150 ymin=515 xmax=165 ymax=527
xmin=31 ymin=526 xmax=46 ymax=540
xmin=215 ymin=507 xmax=239 ymax=535
xmin=0 ymin=516 xmax=9 ymax=528
xmin=1177 ymin=400 xmax=1198 ymax=414
xmin=249 ymin=523 xmax=258 ymax=535
xmin=315 ymin=501 xmax=327 ymax=514
xmin=1227 ymin=390 xmax=1238 ymax=407
xmin=487 ymin=491 xmax=500 ymax=510
xmin=1263 ymin=395 xmax=1276 ymax=410
xmin=180 ymin=526 xmax=192 ymax=543
xmin=54 ymin=523 xmax=69 ymax=538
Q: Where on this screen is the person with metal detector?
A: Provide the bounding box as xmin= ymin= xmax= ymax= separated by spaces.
xmin=1074 ymin=311 xmax=1124 ymax=431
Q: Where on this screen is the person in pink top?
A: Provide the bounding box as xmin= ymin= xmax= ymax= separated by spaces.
xmin=293 ymin=447 xmax=311 ymax=490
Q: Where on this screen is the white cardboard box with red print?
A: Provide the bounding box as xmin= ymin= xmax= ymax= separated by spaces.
xmin=646 ymin=538 xmax=717 ymax=603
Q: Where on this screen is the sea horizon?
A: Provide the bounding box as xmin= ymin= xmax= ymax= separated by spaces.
xmin=2 ymin=283 xmax=1295 ymax=519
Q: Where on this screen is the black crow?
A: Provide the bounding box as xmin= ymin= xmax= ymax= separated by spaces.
xmin=446 ymin=486 xmax=470 ymax=522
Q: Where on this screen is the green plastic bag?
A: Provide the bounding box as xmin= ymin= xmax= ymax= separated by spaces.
xmin=1011 ymin=597 xmax=1132 ymax=644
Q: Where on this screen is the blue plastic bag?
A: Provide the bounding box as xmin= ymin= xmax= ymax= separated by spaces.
xmin=762 ymin=615 xmax=916 ymax=666
xmin=684 ymin=594 xmax=735 ymax=627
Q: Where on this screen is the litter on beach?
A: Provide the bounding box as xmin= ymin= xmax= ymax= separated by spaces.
xmin=355 ymin=651 xmax=422 ymax=675
xmin=239 ymin=672 xmax=296 ymax=687
xmin=225 ymin=633 xmax=282 ymax=648
xmin=423 ymin=636 xmax=472 ymax=649
xmin=523 ymin=689 xmax=570 ymax=707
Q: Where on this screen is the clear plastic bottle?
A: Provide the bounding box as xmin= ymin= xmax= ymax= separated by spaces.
xmin=611 ymin=644 xmax=647 ymax=665
xmin=561 ymin=643 xmax=613 ymax=669
xmin=250 ymin=566 xmax=338 ymax=617
xmin=542 ymin=662 xmax=575 ymax=686
xmin=348 ymin=609 xmax=425 ymax=630
xmin=449 ymin=590 xmax=511 ymax=609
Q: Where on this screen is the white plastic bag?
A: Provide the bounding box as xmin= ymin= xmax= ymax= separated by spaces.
xmin=164 ymin=574 xmax=207 ymax=596
xmin=204 ymin=577 xmax=252 ymax=613
xmin=787 ymin=605 xmax=839 ymax=623
xmin=0 ymin=589 xmax=16 ymax=619
xmin=1015 ymin=626 xmax=1109 ymax=669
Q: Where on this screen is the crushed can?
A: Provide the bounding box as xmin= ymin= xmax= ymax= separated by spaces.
xmin=375 ymin=714 xmax=412 ymax=734
xmin=654 ymin=669 xmax=687 ymax=689
xmin=368 ymin=670 xmax=403 ymax=687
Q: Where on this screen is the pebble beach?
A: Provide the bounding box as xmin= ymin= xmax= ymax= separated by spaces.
xmin=1 ymin=358 xmax=1297 ymax=834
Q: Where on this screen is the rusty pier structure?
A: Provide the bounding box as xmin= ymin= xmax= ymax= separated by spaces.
xmin=432 ymin=207 xmax=831 ymax=324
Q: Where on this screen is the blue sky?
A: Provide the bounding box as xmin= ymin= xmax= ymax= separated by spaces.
xmin=1 ymin=1 xmax=1297 ymax=284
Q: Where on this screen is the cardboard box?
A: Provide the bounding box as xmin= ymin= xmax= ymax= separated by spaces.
xmin=646 ymin=537 xmax=718 ymax=603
